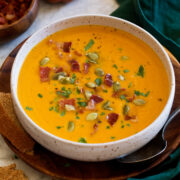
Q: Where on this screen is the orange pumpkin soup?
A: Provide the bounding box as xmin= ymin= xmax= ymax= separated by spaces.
xmin=18 ymin=25 xmax=169 ymax=143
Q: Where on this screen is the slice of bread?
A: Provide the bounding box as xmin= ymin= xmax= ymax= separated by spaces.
xmin=0 ymin=92 xmax=35 ymax=154
xmin=0 ymin=164 xmax=28 ymax=180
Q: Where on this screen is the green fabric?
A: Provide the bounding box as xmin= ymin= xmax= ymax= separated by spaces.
xmin=111 ymin=0 xmax=180 ymax=179
xmin=111 ymin=0 xmax=180 ymax=61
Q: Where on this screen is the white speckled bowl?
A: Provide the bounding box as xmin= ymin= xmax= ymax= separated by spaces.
xmin=11 ymin=15 xmax=175 ymax=162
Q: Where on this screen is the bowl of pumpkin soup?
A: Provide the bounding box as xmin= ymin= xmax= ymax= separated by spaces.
xmin=11 ymin=15 xmax=175 ymax=161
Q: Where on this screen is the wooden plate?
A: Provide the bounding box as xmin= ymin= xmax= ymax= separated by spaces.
xmin=0 ymin=41 xmax=180 ymax=179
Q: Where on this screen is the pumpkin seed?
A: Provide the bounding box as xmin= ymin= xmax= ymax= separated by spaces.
xmin=86 ymin=52 xmax=99 ymax=64
xmin=86 ymin=112 xmax=98 ymax=121
xmin=133 ymin=99 xmax=146 ymax=106
xmin=113 ymin=81 xmax=121 ymax=92
xmin=102 ymin=101 xmax=113 ymax=111
xmin=85 ymin=90 xmax=92 ymax=100
xmin=95 ymin=68 xmax=104 ymax=77
xmin=67 ymin=121 xmax=75 ymax=132
xmin=65 ymin=104 xmax=75 ymax=111
xmin=40 ymin=57 xmax=50 ymax=66
xmin=118 ymin=74 xmax=125 ymax=81
xmin=123 ymin=104 xmax=129 ymax=115
xmin=59 ymin=76 xmax=71 ymax=84
xmin=121 ymin=56 xmax=129 ymax=60
xmin=53 ymin=72 xmax=67 ymax=80
xmin=85 ymin=82 xmax=97 ymax=88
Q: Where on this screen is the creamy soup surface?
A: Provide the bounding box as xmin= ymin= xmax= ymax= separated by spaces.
xmin=18 ymin=25 xmax=169 ymax=143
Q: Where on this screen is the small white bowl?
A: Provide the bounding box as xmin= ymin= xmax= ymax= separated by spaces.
xmin=11 ymin=15 xmax=175 ymax=162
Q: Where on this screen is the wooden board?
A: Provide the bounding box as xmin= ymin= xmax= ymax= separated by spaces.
xmin=0 ymin=41 xmax=180 ymax=180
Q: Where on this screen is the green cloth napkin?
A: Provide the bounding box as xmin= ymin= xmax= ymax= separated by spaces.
xmin=111 ymin=0 xmax=180 ymax=62
xmin=111 ymin=0 xmax=180 ymax=179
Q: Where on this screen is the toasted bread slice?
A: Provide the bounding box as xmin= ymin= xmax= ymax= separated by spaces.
xmin=0 ymin=92 xmax=35 ymax=154
xmin=0 ymin=164 xmax=28 ymax=180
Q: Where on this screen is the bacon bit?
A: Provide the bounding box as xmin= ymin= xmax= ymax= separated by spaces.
xmin=107 ymin=113 xmax=119 ymax=126
xmin=40 ymin=67 xmax=51 ymax=82
xmin=59 ymin=99 xmax=75 ymax=109
xmin=78 ymin=108 xmax=85 ymax=114
xmin=63 ymin=42 xmax=72 ymax=53
xmin=68 ymin=59 xmax=80 ymax=72
xmin=85 ymin=99 xmax=95 ymax=110
xmin=124 ymin=115 xmax=137 ymax=121
xmin=74 ymin=50 xmax=82 ymax=56
xmin=91 ymin=123 xmax=98 ymax=135
xmin=84 ymin=63 xmax=90 ymax=74
xmin=127 ymin=95 xmax=135 ymax=102
xmin=55 ymin=67 xmax=63 ymax=73
xmin=104 ymin=74 xmax=113 ymax=87
xmin=90 ymin=95 xmax=103 ymax=104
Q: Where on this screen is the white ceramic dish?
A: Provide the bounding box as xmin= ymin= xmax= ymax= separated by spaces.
xmin=11 ymin=15 xmax=175 ymax=162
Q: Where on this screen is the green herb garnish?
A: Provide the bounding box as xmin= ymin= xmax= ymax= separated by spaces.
xmin=76 ymin=87 xmax=81 ymax=94
xmin=78 ymin=137 xmax=87 ymax=143
xmin=56 ymin=126 xmax=62 ymax=129
xmin=49 ymin=107 xmax=53 ymax=111
xmin=60 ymin=110 xmax=66 ymax=116
xmin=111 ymin=136 xmax=115 ymax=139
xmin=25 ymin=106 xmax=33 ymax=111
xmin=38 ymin=93 xmax=43 ymax=98
xmin=128 ymin=82 xmax=132 ymax=88
xmin=71 ymin=73 xmax=76 ymax=84
xmin=85 ymin=39 xmax=94 ymax=51
xmin=106 ymin=126 xmax=110 ymax=129
xmin=76 ymin=116 xmax=80 ymax=119
xmin=123 ymin=69 xmax=130 ymax=73
xmin=95 ymin=78 xmax=102 ymax=86
xmin=77 ymin=102 xmax=87 ymax=107
xmin=60 ymin=87 xmax=72 ymax=98
xmin=103 ymin=89 xmax=108 ymax=93
xmin=100 ymin=112 xmax=105 ymax=116
xmin=134 ymin=90 xmax=150 ymax=97
xmin=137 ymin=65 xmax=144 ymax=77
xmin=113 ymin=64 xmax=118 ymax=69
xmin=126 ymin=123 xmax=131 ymax=127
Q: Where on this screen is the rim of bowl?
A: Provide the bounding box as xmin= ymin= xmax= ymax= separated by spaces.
xmin=0 ymin=0 xmax=37 ymax=30
xmin=11 ymin=14 xmax=175 ymax=147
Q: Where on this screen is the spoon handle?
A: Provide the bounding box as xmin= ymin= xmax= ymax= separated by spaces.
xmin=162 ymin=107 xmax=180 ymax=139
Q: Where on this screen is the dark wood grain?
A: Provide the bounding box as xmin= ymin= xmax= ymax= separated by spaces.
xmin=0 ymin=42 xmax=179 ymax=180
xmin=0 ymin=0 xmax=38 ymax=43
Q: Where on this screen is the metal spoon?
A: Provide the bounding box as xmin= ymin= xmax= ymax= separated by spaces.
xmin=117 ymin=107 xmax=180 ymax=164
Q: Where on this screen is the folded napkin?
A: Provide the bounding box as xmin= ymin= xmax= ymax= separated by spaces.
xmin=111 ymin=0 xmax=180 ymax=62
xmin=111 ymin=0 xmax=180 ymax=179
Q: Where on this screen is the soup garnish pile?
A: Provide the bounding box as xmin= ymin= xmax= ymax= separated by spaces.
xmin=18 ymin=25 xmax=169 ymax=143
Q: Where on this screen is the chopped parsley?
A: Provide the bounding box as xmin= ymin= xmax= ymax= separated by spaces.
xmin=121 ymin=125 xmax=125 ymax=128
xmin=85 ymin=39 xmax=94 ymax=51
xmin=137 ymin=65 xmax=144 ymax=77
xmin=113 ymin=64 xmax=118 ymax=69
xmin=38 ymin=93 xmax=43 ymax=98
xmin=76 ymin=87 xmax=81 ymax=94
xmin=100 ymin=112 xmax=105 ymax=116
xmin=59 ymin=87 xmax=72 ymax=98
xmin=60 ymin=110 xmax=66 ymax=116
xmin=77 ymin=101 xmax=87 ymax=107
xmin=134 ymin=90 xmax=150 ymax=97
xmin=103 ymin=89 xmax=108 ymax=93
xmin=76 ymin=116 xmax=80 ymax=119
xmin=25 ymin=106 xmax=33 ymax=111
xmin=126 ymin=123 xmax=131 ymax=127
xmin=56 ymin=126 xmax=62 ymax=129
xmin=128 ymin=82 xmax=132 ymax=88
xmin=71 ymin=73 xmax=76 ymax=84
xmin=110 ymin=136 xmax=115 ymax=139
xmin=123 ymin=69 xmax=130 ymax=73
xmin=120 ymin=95 xmax=129 ymax=102
xmin=106 ymin=126 xmax=110 ymax=129
xmin=78 ymin=137 xmax=87 ymax=143
xmin=95 ymin=78 xmax=102 ymax=86
xmin=49 ymin=107 xmax=53 ymax=111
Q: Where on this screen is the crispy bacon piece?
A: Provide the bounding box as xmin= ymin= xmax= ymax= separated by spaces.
xmin=59 ymin=99 xmax=75 ymax=109
xmin=74 ymin=50 xmax=82 ymax=56
xmin=40 ymin=67 xmax=51 ymax=82
xmin=91 ymin=123 xmax=98 ymax=135
xmin=90 ymin=95 xmax=103 ymax=104
xmin=104 ymin=74 xmax=113 ymax=87
xmin=55 ymin=67 xmax=63 ymax=73
xmin=126 ymin=95 xmax=135 ymax=102
xmin=85 ymin=99 xmax=95 ymax=110
xmin=63 ymin=42 xmax=72 ymax=53
xmin=0 ymin=17 xmax=6 ymax=25
xmin=107 ymin=113 xmax=119 ymax=126
xmin=83 ymin=63 xmax=90 ymax=74
xmin=124 ymin=115 xmax=137 ymax=121
xmin=68 ymin=59 xmax=80 ymax=72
